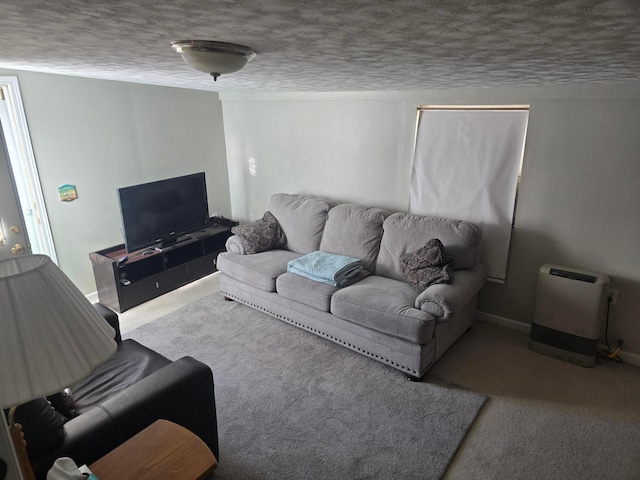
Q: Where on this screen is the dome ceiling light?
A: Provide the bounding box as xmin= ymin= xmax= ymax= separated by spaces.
xmin=170 ymin=40 xmax=257 ymax=81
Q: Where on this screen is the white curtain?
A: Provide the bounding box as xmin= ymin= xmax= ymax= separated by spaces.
xmin=409 ymin=109 xmax=529 ymax=283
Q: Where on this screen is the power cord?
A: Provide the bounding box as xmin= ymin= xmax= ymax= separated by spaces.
xmin=601 ymin=295 xmax=623 ymax=363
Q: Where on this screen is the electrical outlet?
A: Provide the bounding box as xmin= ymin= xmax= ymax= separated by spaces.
xmin=249 ymin=213 xmax=254 ymax=222
xmin=607 ymin=288 xmax=618 ymax=306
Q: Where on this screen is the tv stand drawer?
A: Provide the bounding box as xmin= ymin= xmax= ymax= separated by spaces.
xmin=120 ymin=266 xmax=189 ymax=310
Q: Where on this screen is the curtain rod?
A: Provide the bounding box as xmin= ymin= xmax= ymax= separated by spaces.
xmin=418 ymin=105 xmax=530 ymax=111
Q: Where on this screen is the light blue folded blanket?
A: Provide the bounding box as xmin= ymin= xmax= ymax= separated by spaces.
xmin=287 ymin=250 xmax=363 ymax=287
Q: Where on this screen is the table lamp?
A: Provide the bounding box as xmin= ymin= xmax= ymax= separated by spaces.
xmin=0 ymin=255 xmax=117 ymax=480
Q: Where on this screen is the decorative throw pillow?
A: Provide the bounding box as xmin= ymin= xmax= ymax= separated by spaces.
xmin=399 ymin=238 xmax=454 ymax=293
xmin=231 ymin=211 xmax=287 ymax=254
xmin=5 ymin=398 xmax=67 ymax=459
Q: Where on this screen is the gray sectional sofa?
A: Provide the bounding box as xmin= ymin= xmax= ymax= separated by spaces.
xmin=217 ymin=193 xmax=487 ymax=379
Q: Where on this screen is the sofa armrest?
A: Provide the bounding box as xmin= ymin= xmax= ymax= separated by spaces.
xmin=225 ymin=234 xmax=246 ymax=254
xmin=100 ymin=356 xmax=219 ymax=460
xmin=415 ymin=263 xmax=488 ymax=320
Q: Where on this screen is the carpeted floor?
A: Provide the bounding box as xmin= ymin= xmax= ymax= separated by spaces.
xmin=119 ymin=273 xmax=640 ymax=479
xmin=124 ymin=291 xmax=487 ymax=480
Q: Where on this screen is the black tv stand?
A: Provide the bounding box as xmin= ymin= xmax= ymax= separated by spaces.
xmin=153 ymin=234 xmax=196 ymax=252
xmin=90 ymin=225 xmax=234 ymax=313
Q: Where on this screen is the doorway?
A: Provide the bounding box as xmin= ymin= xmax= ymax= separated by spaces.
xmin=0 ymin=77 xmax=57 ymax=262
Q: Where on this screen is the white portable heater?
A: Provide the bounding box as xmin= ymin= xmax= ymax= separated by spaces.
xmin=528 ymin=264 xmax=609 ymax=367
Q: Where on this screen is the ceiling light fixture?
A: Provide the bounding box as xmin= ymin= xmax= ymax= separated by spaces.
xmin=170 ymin=40 xmax=257 ymax=81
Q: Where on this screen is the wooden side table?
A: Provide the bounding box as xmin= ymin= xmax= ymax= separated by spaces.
xmin=89 ymin=419 xmax=217 ymax=480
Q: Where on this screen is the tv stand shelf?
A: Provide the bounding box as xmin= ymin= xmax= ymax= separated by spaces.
xmin=90 ymin=226 xmax=233 ymax=313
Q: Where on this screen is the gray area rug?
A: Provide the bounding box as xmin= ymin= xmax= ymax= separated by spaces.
xmin=124 ymin=292 xmax=487 ymax=480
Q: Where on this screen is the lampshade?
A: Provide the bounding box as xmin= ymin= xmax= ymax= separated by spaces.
xmin=170 ymin=40 xmax=257 ymax=81
xmin=0 ymin=255 xmax=117 ymax=408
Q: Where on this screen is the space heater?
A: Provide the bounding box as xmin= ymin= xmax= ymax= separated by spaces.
xmin=528 ymin=264 xmax=609 ymax=367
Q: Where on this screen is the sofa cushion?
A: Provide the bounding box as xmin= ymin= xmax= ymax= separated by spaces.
xmin=268 ymin=193 xmax=331 ymax=254
xmin=319 ymin=203 xmax=387 ymax=273
xmin=399 ymin=238 xmax=454 ymax=293
xmin=331 ymin=275 xmax=436 ymax=344
xmin=376 ymin=213 xmax=481 ymax=282
xmin=231 ymin=211 xmax=286 ymax=254
xmin=276 ymin=272 xmax=341 ymax=312
xmin=217 ymin=249 xmax=301 ymax=292
xmin=277 ymin=270 xmax=371 ymax=312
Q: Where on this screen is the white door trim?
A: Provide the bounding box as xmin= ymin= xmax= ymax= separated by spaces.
xmin=0 ymin=76 xmax=57 ymax=263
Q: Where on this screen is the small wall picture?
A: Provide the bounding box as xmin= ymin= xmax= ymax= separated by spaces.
xmin=58 ymin=184 xmax=78 ymax=202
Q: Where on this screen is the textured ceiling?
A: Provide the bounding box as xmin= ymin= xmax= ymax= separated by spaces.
xmin=1 ymin=0 xmax=639 ymax=92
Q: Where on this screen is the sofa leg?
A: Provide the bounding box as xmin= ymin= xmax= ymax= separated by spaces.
xmin=407 ymin=374 xmax=423 ymax=382
xmin=224 ymin=296 xmax=234 ymax=302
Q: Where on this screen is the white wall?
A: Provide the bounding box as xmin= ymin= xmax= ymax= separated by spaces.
xmin=220 ymin=85 xmax=640 ymax=357
xmin=3 ymin=69 xmax=638 ymax=359
xmin=222 ymin=97 xmax=417 ymax=218
xmin=0 ymin=69 xmax=231 ymax=294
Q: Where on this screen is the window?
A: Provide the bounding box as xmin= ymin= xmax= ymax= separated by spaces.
xmin=409 ymin=106 xmax=529 ymax=283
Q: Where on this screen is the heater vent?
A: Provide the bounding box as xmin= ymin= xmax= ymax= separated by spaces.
xmin=530 ymin=322 xmax=597 ymax=356
xmin=549 ymin=268 xmax=597 ymax=283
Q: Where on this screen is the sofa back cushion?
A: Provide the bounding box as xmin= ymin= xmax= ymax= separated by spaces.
xmin=268 ymin=193 xmax=331 ymax=254
xmin=376 ymin=212 xmax=481 ymax=281
xmin=320 ymin=203 xmax=388 ymax=273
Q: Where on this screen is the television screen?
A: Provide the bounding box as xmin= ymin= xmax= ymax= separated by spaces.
xmin=118 ymin=172 xmax=210 ymax=253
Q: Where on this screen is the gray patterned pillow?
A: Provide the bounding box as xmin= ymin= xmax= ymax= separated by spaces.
xmin=231 ymin=211 xmax=287 ymax=254
xmin=399 ymin=238 xmax=454 ymax=293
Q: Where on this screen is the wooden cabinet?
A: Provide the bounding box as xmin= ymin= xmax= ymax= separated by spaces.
xmin=90 ymin=226 xmax=233 ymax=312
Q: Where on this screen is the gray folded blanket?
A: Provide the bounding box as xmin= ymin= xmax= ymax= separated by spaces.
xmin=399 ymin=238 xmax=454 ymax=293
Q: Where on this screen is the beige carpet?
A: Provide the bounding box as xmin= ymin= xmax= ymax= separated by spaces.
xmin=119 ymin=273 xmax=640 ymax=479
xmin=431 ymin=323 xmax=640 ymax=479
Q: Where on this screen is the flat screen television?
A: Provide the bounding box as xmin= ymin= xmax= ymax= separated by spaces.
xmin=118 ymin=172 xmax=210 ymax=253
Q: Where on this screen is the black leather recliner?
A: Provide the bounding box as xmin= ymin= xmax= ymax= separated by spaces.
xmin=9 ymin=304 xmax=219 ymax=480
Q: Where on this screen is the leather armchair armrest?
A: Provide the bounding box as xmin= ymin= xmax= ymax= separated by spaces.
xmin=93 ymin=303 xmax=122 ymax=343
xmin=31 ymin=406 xmax=118 ymax=480
xmin=99 ymin=356 xmax=219 ymax=460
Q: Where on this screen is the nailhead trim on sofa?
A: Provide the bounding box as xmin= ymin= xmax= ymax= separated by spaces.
xmin=221 ymin=289 xmax=433 ymax=377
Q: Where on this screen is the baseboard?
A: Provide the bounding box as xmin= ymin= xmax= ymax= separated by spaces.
xmin=477 ymin=311 xmax=531 ymax=333
xmin=610 ymin=349 xmax=640 ymax=367
xmin=86 ymin=291 xmax=99 ymax=304
xmin=476 ymin=310 xmax=640 ymax=368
